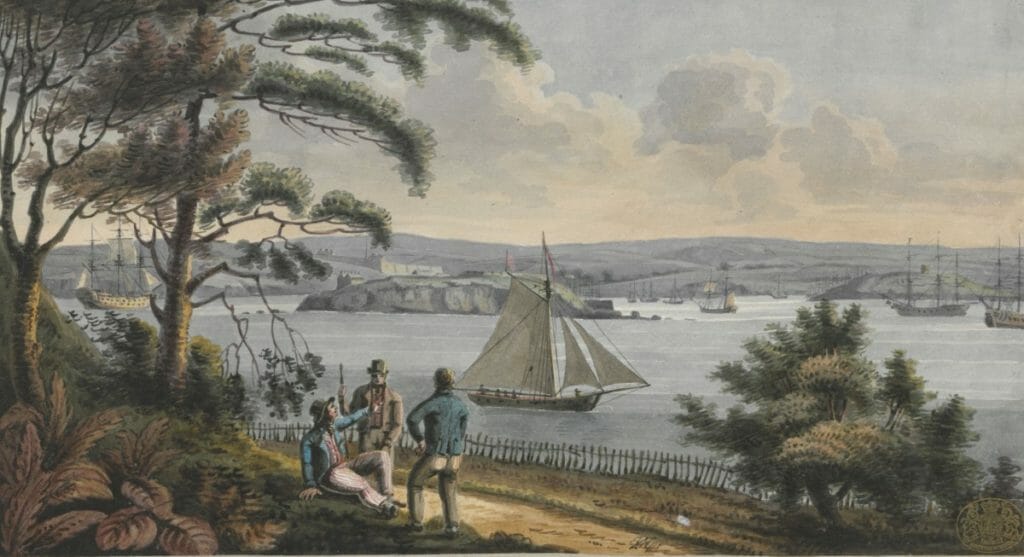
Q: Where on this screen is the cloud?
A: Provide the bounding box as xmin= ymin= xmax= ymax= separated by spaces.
xmin=636 ymin=51 xmax=789 ymax=165
xmin=779 ymin=103 xmax=1024 ymax=210
xmin=779 ymin=105 xmax=893 ymax=203
xmin=729 ymin=170 xmax=799 ymax=221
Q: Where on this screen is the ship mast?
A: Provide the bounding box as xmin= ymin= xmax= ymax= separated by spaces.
xmin=996 ymin=239 xmax=1003 ymax=310
xmin=114 ymin=219 xmax=125 ymax=295
xmin=88 ymin=226 xmax=96 ymax=290
xmin=935 ymin=236 xmax=942 ymax=308
xmin=542 ymin=232 xmax=559 ymax=395
xmin=905 ymin=238 xmax=913 ymax=307
xmin=1017 ymin=234 xmax=1022 ymax=313
xmin=954 ymin=251 xmax=960 ymax=305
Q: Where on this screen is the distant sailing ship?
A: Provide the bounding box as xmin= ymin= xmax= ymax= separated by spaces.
xmin=769 ymin=275 xmax=788 ymax=299
xmin=455 ymin=236 xmax=650 ymax=412
xmin=695 ymin=270 xmax=737 ymax=313
xmin=982 ymin=236 xmax=1024 ymax=329
xmin=886 ymin=238 xmax=968 ymax=317
xmin=75 ymin=222 xmax=160 ymax=310
xmin=640 ymin=281 xmax=660 ymax=303
xmin=664 ymin=278 xmax=685 ymax=304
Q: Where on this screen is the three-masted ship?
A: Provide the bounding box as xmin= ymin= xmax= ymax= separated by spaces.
xmin=982 ymin=236 xmax=1024 ymax=329
xmin=455 ymin=236 xmax=649 ymax=412
xmin=886 ymin=238 xmax=968 ymax=317
xmin=75 ymin=223 xmax=159 ymax=310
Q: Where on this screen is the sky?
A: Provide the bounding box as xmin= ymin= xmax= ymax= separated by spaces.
xmin=36 ymin=1 xmax=1024 ymax=247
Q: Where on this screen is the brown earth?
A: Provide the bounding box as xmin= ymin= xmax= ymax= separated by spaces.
xmin=405 ymin=489 xmax=710 ymax=555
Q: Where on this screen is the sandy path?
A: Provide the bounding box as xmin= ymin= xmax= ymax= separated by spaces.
xmin=402 ymin=490 xmax=707 ymax=555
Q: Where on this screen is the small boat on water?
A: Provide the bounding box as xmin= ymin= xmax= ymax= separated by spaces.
xmin=695 ymin=270 xmax=737 ymax=314
xmin=664 ymin=278 xmax=685 ymax=305
xmin=455 ymin=235 xmax=650 ymax=412
xmin=769 ymin=275 xmax=788 ymax=300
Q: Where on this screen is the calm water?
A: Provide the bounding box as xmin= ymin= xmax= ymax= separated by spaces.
xmin=57 ymin=296 xmax=1024 ymax=464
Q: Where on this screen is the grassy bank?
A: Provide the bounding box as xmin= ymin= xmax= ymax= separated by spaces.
xmin=261 ymin=440 xmax=964 ymax=555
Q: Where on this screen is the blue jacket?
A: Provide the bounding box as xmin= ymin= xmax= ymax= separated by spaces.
xmin=300 ymin=407 xmax=368 ymax=488
xmin=406 ymin=389 xmax=469 ymax=456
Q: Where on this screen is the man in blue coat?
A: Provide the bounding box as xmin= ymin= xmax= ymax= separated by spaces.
xmin=405 ymin=367 xmax=469 ymax=537
xmin=298 ymin=397 xmax=398 ymax=518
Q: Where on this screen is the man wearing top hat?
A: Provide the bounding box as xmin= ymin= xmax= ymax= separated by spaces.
xmin=348 ymin=358 xmax=404 ymax=462
xmin=298 ymin=397 xmax=398 ymax=518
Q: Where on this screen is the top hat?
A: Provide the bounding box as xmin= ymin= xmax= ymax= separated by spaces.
xmin=309 ymin=397 xmax=336 ymax=423
xmin=367 ymin=359 xmax=388 ymax=375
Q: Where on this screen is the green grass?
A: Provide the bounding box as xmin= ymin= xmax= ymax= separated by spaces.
xmin=300 ymin=443 xmax=965 ymax=555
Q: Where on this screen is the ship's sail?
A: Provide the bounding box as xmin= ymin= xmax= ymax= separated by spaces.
xmin=569 ymin=319 xmax=647 ymax=390
xmin=457 ymin=277 xmax=557 ymax=396
xmin=108 ymin=236 xmax=137 ymax=265
xmin=560 ymin=318 xmax=601 ymax=390
xmin=457 ymin=236 xmax=649 ymax=411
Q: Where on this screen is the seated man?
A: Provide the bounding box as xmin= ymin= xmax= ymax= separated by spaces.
xmin=298 ymin=397 xmax=398 ymax=519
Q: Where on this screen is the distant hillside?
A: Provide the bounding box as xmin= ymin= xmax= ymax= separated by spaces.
xmin=44 ymin=234 xmax=1010 ymax=303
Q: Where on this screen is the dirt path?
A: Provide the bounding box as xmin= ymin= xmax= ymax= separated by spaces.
xmin=406 ymin=490 xmax=708 ymax=555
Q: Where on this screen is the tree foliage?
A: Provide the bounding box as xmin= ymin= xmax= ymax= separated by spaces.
xmin=675 ymin=300 xmax=981 ymax=525
xmin=67 ymin=311 xmax=251 ymax=424
xmin=985 ymin=456 xmax=1023 ymax=500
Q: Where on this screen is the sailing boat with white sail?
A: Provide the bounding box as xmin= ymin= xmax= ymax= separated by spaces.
xmin=455 ymin=235 xmax=650 ymax=412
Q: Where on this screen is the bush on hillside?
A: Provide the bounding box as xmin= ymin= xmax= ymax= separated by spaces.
xmin=69 ymin=312 xmax=251 ymax=424
xmin=675 ymin=300 xmax=982 ymax=526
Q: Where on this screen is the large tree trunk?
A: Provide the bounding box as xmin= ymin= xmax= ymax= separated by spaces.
xmin=155 ymin=96 xmax=207 ymax=392
xmin=806 ymin=478 xmax=843 ymax=527
xmin=155 ymin=194 xmax=199 ymax=392
xmin=10 ymin=254 xmax=47 ymax=410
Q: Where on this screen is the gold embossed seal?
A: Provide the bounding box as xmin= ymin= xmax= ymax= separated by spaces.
xmin=956 ymin=498 xmax=1024 ymax=553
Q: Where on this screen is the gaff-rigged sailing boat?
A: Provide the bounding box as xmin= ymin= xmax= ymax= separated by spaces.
xmin=886 ymin=238 xmax=968 ymax=317
xmin=455 ymin=236 xmax=650 ymax=412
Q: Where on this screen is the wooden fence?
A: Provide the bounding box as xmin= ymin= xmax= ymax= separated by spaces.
xmin=245 ymin=422 xmax=738 ymax=492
